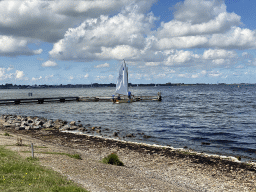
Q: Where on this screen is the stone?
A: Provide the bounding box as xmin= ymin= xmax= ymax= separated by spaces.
xmin=61 ymin=125 xmax=70 ymax=130
xmin=3 ymin=123 xmax=14 ymax=128
xmin=126 ymin=134 xmax=134 ymax=137
xmin=113 ymin=132 xmax=118 ymax=136
xmin=78 ymin=127 xmax=86 ymax=132
xmin=70 ymin=121 xmax=76 ymax=126
xmin=96 ymin=129 xmax=101 ymax=133
xmin=33 ymin=126 xmax=41 ymax=130
xmin=70 ymin=126 xmax=78 ymax=130
xmin=44 ymin=120 xmax=54 ymax=128
xmin=35 ymin=121 xmax=44 ymax=126
xmin=15 ymin=123 xmax=21 ymax=127
xmin=25 ymin=126 xmax=33 ymax=130
xmin=21 ymin=121 xmax=28 ymax=127
xmin=15 ymin=127 xmax=25 ymax=130
xmin=91 ymin=127 xmax=96 ymax=130
xmin=27 ymin=119 xmax=33 ymax=124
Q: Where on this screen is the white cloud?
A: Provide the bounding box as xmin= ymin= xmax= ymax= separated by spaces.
xmin=202 ymin=49 xmax=237 ymax=60
xmin=178 ymin=73 xmax=189 ymax=78
xmin=45 ymin=74 xmax=54 ymax=79
xmin=236 ymin=65 xmax=244 ymax=69
xmin=164 ymin=50 xmax=198 ymax=66
xmin=15 ymin=70 xmax=24 ymax=79
xmin=191 ymin=74 xmax=199 ymax=78
xmin=84 ymin=74 xmax=89 ymax=78
xmin=209 ymin=71 xmax=222 ymax=77
xmin=157 ymin=12 xmax=240 ymax=38
xmin=49 ymin=4 xmax=157 ymax=61
xmin=0 ymin=0 xmax=157 ymax=43
xmin=94 ymin=63 xmax=110 ymax=68
xmin=155 ymin=73 xmax=166 ymax=78
xmin=209 ymin=27 xmax=256 ymax=49
xmin=0 ymin=0 xmax=254 ymax=79
xmin=155 ymin=36 xmax=209 ymax=50
xmin=0 ymin=35 xmax=42 ymax=56
xmin=173 ymin=0 xmax=226 ymax=24
xmin=32 ymin=76 xmax=42 ymax=81
xmin=0 ymin=67 xmax=27 ymax=81
xmin=145 ymin=62 xmax=161 ymax=66
xmin=42 ymin=60 xmax=58 ymax=67
xmin=7 ymin=66 xmax=14 ymax=72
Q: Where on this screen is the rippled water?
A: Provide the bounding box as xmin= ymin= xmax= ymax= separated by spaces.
xmin=1 ymin=85 xmax=256 ymax=161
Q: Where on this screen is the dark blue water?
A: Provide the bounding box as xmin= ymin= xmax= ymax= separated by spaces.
xmin=1 ymin=85 xmax=256 ymax=161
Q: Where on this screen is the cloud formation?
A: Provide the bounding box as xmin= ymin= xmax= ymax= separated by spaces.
xmin=0 ymin=36 xmax=42 ymax=56
xmin=0 ymin=67 xmax=26 ymax=81
xmin=0 ymin=0 xmax=255 ymax=83
xmin=48 ymin=0 xmax=255 ymax=71
xmin=42 ymin=60 xmax=58 ymax=67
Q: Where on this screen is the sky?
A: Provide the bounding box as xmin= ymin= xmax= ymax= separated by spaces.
xmin=0 ymin=0 xmax=256 ymax=85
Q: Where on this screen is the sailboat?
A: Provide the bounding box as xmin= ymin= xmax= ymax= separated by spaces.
xmin=113 ymin=60 xmax=133 ymax=103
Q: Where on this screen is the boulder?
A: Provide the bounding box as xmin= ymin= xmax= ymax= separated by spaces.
xmin=35 ymin=120 xmax=44 ymax=126
xmin=60 ymin=124 xmax=70 ymax=130
xmin=15 ymin=123 xmax=21 ymax=127
xmin=78 ymin=127 xmax=86 ymax=132
xmin=126 ymin=134 xmax=134 ymax=137
xmin=25 ymin=126 xmax=33 ymax=130
xmin=70 ymin=126 xmax=78 ymax=130
xmin=70 ymin=121 xmax=76 ymax=126
xmin=27 ymin=119 xmax=34 ymax=124
xmin=3 ymin=123 xmax=15 ymax=128
xmin=15 ymin=127 xmax=25 ymax=130
xmin=21 ymin=121 xmax=28 ymax=127
xmin=96 ymin=129 xmax=101 ymax=133
xmin=44 ymin=120 xmax=54 ymax=128
xmin=33 ymin=126 xmax=41 ymax=130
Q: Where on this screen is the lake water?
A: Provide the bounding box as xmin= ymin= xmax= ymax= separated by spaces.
xmin=1 ymin=85 xmax=256 ymax=162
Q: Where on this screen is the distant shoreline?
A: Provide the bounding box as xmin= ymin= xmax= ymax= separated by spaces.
xmin=0 ymin=83 xmax=255 ymax=89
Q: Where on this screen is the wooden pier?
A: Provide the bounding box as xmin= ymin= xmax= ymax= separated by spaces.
xmin=0 ymin=93 xmax=161 ymax=105
xmin=0 ymin=97 xmax=79 ymax=105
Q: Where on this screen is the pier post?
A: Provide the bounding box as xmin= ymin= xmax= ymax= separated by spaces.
xmin=38 ymin=99 xmax=44 ymax=104
xmin=31 ymin=143 xmax=34 ymax=158
xmin=60 ymin=98 xmax=65 ymax=102
xmin=14 ymin=99 xmax=20 ymax=104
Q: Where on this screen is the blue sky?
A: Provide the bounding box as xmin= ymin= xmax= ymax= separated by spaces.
xmin=0 ymin=0 xmax=256 ymax=85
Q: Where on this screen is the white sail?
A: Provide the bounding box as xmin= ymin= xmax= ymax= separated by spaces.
xmin=116 ymin=61 xmax=128 ymax=95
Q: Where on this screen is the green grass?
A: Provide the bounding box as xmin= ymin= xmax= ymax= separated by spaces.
xmin=0 ymin=146 xmax=87 ymax=192
xmin=6 ymin=144 xmax=48 ymax=148
xmin=4 ymin=132 xmax=10 ymax=136
xmin=102 ymin=153 xmax=124 ymax=166
xmin=21 ymin=151 xmax=82 ymax=159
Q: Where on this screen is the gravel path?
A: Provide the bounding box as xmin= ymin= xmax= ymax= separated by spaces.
xmin=0 ymin=128 xmax=255 ymax=192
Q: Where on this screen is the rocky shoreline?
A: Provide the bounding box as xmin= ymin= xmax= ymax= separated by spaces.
xmin=1 ymin=114 xmax=256 ymax=191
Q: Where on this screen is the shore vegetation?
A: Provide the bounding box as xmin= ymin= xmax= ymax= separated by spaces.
xmin=102 ymin=153 xmax=124 ymax=166
xmin=0 ymin=146 xmax=87 ymax=192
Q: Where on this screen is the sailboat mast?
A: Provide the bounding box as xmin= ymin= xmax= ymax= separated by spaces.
xmin=124 ymin=60 xmax=128 ymax=88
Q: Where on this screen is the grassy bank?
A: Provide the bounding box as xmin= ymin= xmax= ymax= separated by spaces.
xmin=0 ymin=146 xmax=88 ymax=192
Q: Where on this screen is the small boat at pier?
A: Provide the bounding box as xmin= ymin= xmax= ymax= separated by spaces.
xmin=112 ymin=60 xmax=161 ymax=103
